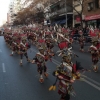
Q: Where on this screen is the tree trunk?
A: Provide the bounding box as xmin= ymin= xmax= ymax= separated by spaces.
xmin=80 ymin=14 xmax=83 ymax=28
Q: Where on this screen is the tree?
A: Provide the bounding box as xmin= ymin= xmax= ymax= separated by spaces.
xmin=14 ymin=0 xmax=58 ymax=25
xmin=66 ymin=0 xmax=85 ymax=27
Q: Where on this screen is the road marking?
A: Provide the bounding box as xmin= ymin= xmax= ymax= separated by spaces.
xmin=83 ymin=79 xmax=100 ymax=91
xmin=52 ymin=58 xmax=60 ymax=65
xmin=82 ymin=74 xmax=100 ymax=86
xmin=52 ymin=60 xmax=59 ymax=65
xmin=0 ymin=49 xmax=2 ymax=52
xmin=2 ymin=63 xmax=6 ymax=72
xmin=32 ymin=48 xmax=100 ymax=90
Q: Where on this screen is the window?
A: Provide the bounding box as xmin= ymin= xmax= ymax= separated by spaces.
xmin=99 ymin=0 xmax=100 ymax=8
xmin=88 ymin=2 xmax=94 ymax=11
xmin=95 ymin=0 xmax=99 ymax=8
xmin=94 ymin=0 xmax=100 ymax=8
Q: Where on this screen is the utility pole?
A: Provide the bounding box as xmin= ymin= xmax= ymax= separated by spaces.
xmin=65 ymin=0 xmax=67 ymax=28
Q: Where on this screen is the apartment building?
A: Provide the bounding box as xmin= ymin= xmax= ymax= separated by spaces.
xmin=13 ymin=0 xmax=21 ymax=14
xmin=83 ymin=0 xmax=100 ymax=27
xmin=73 ymin=0 xmax=82 ymax=27
xmin=49 ymin=0 xmax=73 ymax=27
xmin=8 ymin=2 xmax=14 ymax=25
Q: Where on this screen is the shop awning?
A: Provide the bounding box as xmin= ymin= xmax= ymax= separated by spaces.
xmin=55 ymin=20 xmax=61 ymax=24
xmin=85 ymin=14 xmax=100 ymax=21
xmin=51 ymin=20 xmax=61 ymax=25
xmin=60 ymin=19 xmax=66 ymax=24
xmin=51 ymin=18 xmax=70 ymax=25
xmin=60 ymin=18 xmax=69 ymax=24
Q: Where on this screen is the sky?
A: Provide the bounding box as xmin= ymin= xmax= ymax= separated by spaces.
xmin=0 ymin=0 xmax=11 ymax=26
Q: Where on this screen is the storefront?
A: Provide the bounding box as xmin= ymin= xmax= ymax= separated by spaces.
xmin=74 ymin=15 xmax=81 ymax=27
xmin=50 ymin=14 xmax=73 ymax=27
xmin=85 ymin=14 xmax=100 ymax=28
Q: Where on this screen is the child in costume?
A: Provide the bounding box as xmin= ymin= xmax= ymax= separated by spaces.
xmin=32 ymin=47 xmax=49 ymax=83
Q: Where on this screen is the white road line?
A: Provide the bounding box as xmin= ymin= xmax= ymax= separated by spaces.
xmin=2 ymin=63 xmax=6 ymax=72
xmin=52 ymin=60 xmax=59 ymax=65
xmin=32 ymin=48 xmax=100 ymax=90
xmin=83 ymin=79 xmax=100 ymax=91
xmin=81 ymin=74 xmax=100 ymax=86
xmin=52 ymin=58 xmax=60 ymax=64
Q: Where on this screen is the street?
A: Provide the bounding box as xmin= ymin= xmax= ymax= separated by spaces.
xmin=0 ymin=36 xmax=100 ymax=100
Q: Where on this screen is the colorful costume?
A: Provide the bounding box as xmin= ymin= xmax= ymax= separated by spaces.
xmin=89 ymin=39 xmax=99 ymax=72
xmin=32 ymin=47 xmax=49 ymax=83
xmin=78 ymin=35 xmax=85 ymax=52
xmin=49 ymin=50 xmax=88 ymax=100
xmin=19 ymin=38 xmax=30 ymax=65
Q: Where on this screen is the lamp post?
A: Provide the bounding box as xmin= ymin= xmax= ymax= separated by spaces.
xmin=65 ymin=0 xmax=67 ymax=28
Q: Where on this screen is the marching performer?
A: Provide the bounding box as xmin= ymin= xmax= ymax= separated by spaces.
xmin=45 ymin=37 xmax=55 ymax=58
xmin=49 ymin=53 xmax=89 ymax=100
xmin=10 ymin=33 xmax=21 ymax=56
xmin=49 ymin=54 xmax=75 ymax=100
xmin=32 ymin=47 xmax=49 ymax=83
xmin=10 ymin=37 xmax=18 ymax=56
xmin=78 ymin=34 xmax=85 ymax=52
xmin=19 ymin=38 xmax=31 ymax=66
xmin=88 ymin=38 xmax=99 ymax=72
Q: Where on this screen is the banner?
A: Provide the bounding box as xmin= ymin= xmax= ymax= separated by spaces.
xmin=85 ymin=14 xmax=100 ymax=21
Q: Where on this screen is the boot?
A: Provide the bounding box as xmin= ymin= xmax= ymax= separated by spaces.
xmin=81 ymin=49 xmax=84 ymax=52
xmin=10 ymin=51 xmax=14 ymax=56
xmin=93 ymin=65 xmax=98 ymax=72
xmin=44 ymin=73 xmax=48 ymax=78
xmin=27 ymin=58 xmax=30 ymax=62
xmin=20 ymin=60 xmax=23 ymax=66
xmin=39 ymin=75 xmax=44 ymax=83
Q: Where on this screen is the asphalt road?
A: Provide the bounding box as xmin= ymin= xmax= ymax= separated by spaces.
xmin=0 ymin=36 xmax=100 ymax=100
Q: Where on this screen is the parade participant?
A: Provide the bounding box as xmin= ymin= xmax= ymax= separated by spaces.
xmin=32 ymin=47 xmax=49 ymax=83
xmin=4 ymin=33 xmax=9 ymax=43
xmin=49 ymin=54 xmax=74 ymax=100
xmin=57 ymin=33 xmax=69 ymax=55
xmin=88 ymin=38 xmax=99 ymax=72
xmin=37 ymin=36 xmax=46 ymax=50
xmin=6 ymin=33 xmax=13 ymax=48
xmin=45 ymin=37 xmax=55 ymax=57
xmin=19 ymin=37 xmax=31 ymax=66
xmin=10 ymin=37 xmax=18 ymax=56
xmin=49 ymin=52 xmax=89 ymax=100
xmin=78 ymin=33 xmax=85 ymax=52
xmin=10 ymin=33 xmax=21 ymax=56
xmin=27 ymin=30 xmax=31 ymax=41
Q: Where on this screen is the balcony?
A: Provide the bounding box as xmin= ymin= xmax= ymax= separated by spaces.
xmin=50 ymin=7 xmax=73 ymax=17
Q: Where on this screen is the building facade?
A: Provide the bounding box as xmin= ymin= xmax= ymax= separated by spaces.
xmin=73 ymin=0 xmax=82 ymax=27
xmin=8 ymin=2 xmax=14 ymax=25
xmin=13 ymin=0 xmax=21 ymax=14
xmin=49 ymin=0 xmax=73 ymax=27
xmin=83 ymin=0 xmax=100 ymax=28
xmin=7 ymin=13 xmax=10 ymax=24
